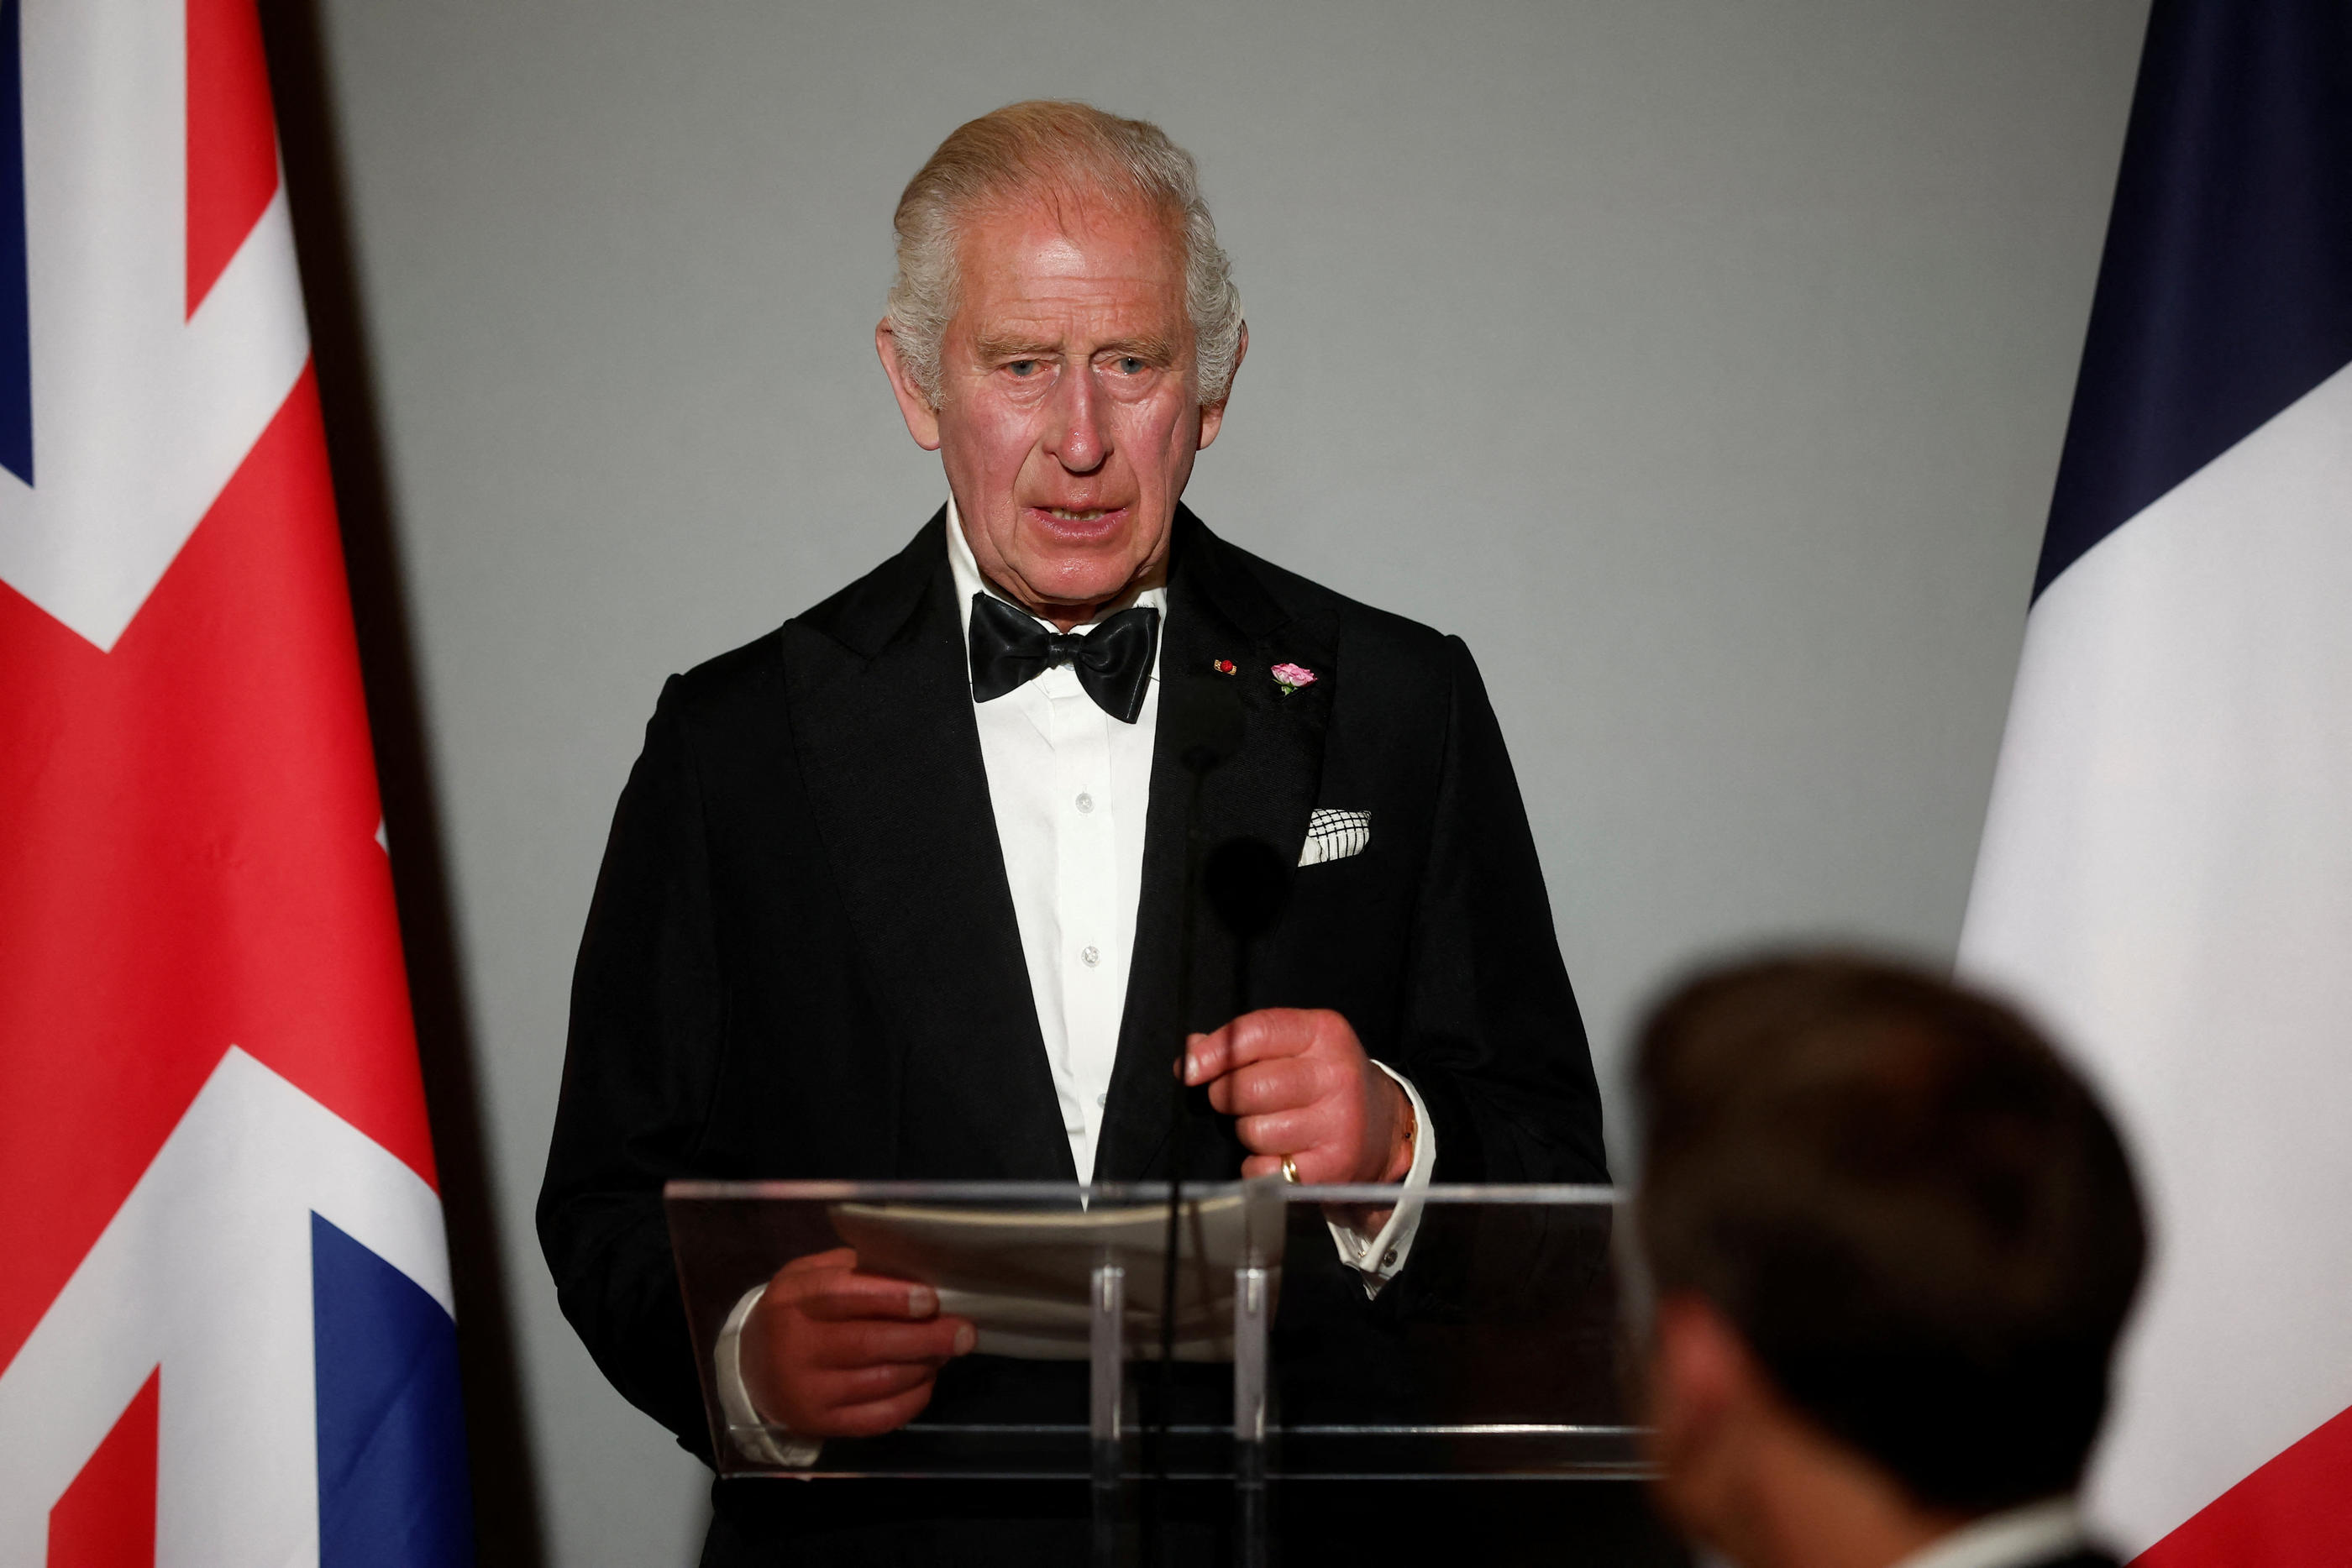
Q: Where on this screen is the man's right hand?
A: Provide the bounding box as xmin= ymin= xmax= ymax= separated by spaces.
xmin=738 ymin=1246 xmax=975 ymax=1438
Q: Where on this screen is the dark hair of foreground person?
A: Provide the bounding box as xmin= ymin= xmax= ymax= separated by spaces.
xmin=1635 ymin=954 xmax=2147 ymax=1513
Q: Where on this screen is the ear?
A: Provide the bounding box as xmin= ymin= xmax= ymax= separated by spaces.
xmin=1646 ymin=1293 xmax=1765 ymax=1547
xmin=1196 ymin=321 xmax=1247 ymax=450
xmin=1650 ymin=1293 xmax=1747 ymax=1453
xmin=876 ymin=321 xmax=943 ymax=452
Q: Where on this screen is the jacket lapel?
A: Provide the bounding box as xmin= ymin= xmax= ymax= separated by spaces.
xmin=783 ymin=513 xmax=1077 ymax=1181
xmin=1095 ymin=509 xmax=1339 ymax=1180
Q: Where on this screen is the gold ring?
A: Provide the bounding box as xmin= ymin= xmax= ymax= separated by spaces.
xmin=1280 ymin=1156 xmax=1300 ymax=1184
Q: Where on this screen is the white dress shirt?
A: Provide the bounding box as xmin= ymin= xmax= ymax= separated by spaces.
xmin=717 ymin=504 xmax=1437 ymax=1460
xmin=1887 ymin=1497 xmax=2089 ymax=1568
xmin=943 ymin=501 xmax=1433 ymax=1286
xmin=948 ymin=506 xmax=1161 ymax=1183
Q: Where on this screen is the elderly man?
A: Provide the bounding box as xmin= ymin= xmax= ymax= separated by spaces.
xmin=1632 ymin=956 xmax=2145 ymax=1568
xmin=539 ymin=100 xmax=1605 ymax=1563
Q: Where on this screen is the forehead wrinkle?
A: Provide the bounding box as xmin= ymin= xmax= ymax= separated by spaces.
xmin=959 ymin=185 xmax=1184 ymax=278
xmin=970 ymin=244 xmax=1173 ymax=300
xmin=987 ymin=176 xmax=1179 ymax=248
xmin=951 ymin=195 xmax=1194 ymax=374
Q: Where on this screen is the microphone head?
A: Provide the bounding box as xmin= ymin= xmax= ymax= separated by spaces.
xmin=1159 ymin=675 xmax=1245 ymax=776
xmin=1205 ymin=836 xmax=1291 ymax=938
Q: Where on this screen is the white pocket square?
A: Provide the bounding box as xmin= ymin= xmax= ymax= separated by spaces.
xmin=1299 ymin=808 xmax=1372 ymax=867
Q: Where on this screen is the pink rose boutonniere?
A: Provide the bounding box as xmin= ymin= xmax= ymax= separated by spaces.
xmin=1270 ymin=662 xmax=1318 ymax=696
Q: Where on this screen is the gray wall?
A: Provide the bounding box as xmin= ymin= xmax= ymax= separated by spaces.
xmin=297 ymin=2 xmax=2149 ymax=1560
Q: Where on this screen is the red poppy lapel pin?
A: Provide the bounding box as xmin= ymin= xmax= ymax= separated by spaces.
xmin=1211 ymin=658 xmax=1237 ymax=675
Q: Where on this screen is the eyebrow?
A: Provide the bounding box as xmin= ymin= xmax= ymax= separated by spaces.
xmin=974 ymin=332 xmax=1058 ymax=360
xmin=974 ymin=332 xmax=1179 ymax=364
xmin=1095 ymin=335 xmax=1178 ymax=364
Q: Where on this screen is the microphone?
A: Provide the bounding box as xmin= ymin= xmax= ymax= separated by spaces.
xmin=1149 ymin=674 xmax=1247 ymax=1554
xmin=1158 ymin=674 xmax=1245 ymax=777
xmin=1205 ymin=836 xmax=1290 ymax=944
xmin=1198 ymin=837 xmax=1291 ymax=1568
xmin=1205 ymin=834 xmax=1292 ymax=1055
xmin=1157 ymin=677 xmax=1246 ymax=1176
xmin=1158 ymin=674 xmax=1247 ymax=1131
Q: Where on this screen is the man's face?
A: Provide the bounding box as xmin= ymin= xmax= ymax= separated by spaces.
xmin=879 ymin=195 xmax=1237 ymax=627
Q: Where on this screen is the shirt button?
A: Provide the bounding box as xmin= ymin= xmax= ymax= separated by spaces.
xmin=1081 ymin=945 xmax=1100 ymax=968
xmin=1096 ymin=1093 xmax=1108 ymax=1108
xmin=1076 ymin=792 xmax=1095 ymax=814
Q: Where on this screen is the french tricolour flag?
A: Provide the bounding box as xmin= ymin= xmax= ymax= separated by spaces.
xmin=0 ymin=1 xmax=473 ymax=1562
xmin=1958 ymin=0 xmax=2352 ymax=1561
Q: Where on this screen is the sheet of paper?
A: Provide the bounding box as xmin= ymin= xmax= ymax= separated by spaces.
xmin=828 ymin=1193 xmax=1284 ymax=1361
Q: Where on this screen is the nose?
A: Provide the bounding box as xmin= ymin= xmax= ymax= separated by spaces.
xmin=1045 ymin=359 xmax=1108 ymax=475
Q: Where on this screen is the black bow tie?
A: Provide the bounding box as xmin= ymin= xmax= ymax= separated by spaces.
xmin=968 ymin=593 xmax=1160 ymax=723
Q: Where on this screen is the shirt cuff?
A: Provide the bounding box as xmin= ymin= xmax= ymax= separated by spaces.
xmin=1323 ymin=1062 xmax=1436 ymax=1298
xmin=714 ymin=1282 xmax=824 ymax=1468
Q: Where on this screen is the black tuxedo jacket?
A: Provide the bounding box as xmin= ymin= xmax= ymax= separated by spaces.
xmin=537 ymin=507 xmax=1606 ymax=1548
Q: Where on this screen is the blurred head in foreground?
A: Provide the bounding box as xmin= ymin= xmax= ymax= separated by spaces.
xmin=1633 ymin=955 xmax=2145 ymax=1568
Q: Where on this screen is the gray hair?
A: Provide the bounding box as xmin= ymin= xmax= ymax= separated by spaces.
xmin=885 ymin=101 xmax=1244 ymax=408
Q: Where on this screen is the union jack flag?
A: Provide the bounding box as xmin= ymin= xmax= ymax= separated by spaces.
xmin=0 ymin=2 xmax=474 ymax=1561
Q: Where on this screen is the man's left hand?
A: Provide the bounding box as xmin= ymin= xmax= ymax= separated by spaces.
xmin=1184 ymin=1008 xmax=1415 ymax=1184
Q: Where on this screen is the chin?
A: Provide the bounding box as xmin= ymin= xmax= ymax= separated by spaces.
xmin=1016 ymin=542 xmax=1147 ymax=596
xmin=1036 ymin=568 xmax=1143 ymax=610
xmin=999 ymin=512 xmax=1166 ymax=609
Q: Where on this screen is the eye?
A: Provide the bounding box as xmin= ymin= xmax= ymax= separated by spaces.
xmin=1117 ymin=357 xmax=1146 ymax=375
xmin=1007 ymin=359 xmax=1039 ymax=377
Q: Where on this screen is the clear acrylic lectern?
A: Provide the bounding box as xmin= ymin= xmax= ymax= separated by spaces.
xmin=666 ymin=1180 xmax=1654 ymax=1566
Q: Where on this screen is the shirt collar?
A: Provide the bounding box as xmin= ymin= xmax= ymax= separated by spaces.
xmin=1889 ymin=1497 xmax=2087 ymax=1568
xmin=944 ymin=494 xmax=1169 ymax=638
